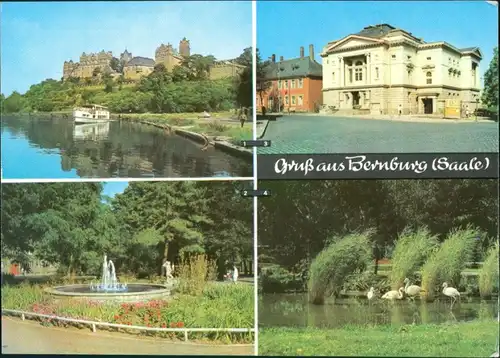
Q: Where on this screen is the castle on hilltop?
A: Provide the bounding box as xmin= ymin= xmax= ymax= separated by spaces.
xmin=62 ymin=38 xmax=245 ymax=82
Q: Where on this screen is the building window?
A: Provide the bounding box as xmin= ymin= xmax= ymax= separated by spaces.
xmin=407 ymin=55 xmax=411 ymax=60
xmin=284 ymin=81 xmax=288 ymax=89
xmin=375 ymin=67 xmax=379 ymax=79
xmin=278 ymin=80 xmax=282 ymax=89
xmin=298 ymin=78 xmax=303 ymax=88
xmin=326 ymin=59 xmax=329 ymax=64
xmin=348 ymin=69 xmax=353 ymax=83
xmin=332 ymin=72 xmax=335 ymax=82
xmin=292 ymin=96 xmax=296 ymax=105
xmin=355 ymin=68 xmax=363 ymax=81
xmin=426 ymin=57 xmax=431 ymax=60
xmin=426 ymin=71 xmax=432 ymax=84
xmin=291 ymin=80 xmax=296 ymax=89
xmin=298 ymin=95 xmax=303 ymax=106
xmin=285 ymin=96 xmax=289 ymax=105
xmin=391 ymin=54 xmax=396 ymax=59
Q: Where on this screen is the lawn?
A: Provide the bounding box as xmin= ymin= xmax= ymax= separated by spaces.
xmin=259 ymin=320 xmax=497 ymax=356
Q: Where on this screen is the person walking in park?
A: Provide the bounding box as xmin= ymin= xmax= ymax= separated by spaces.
xmin=232 ymin=265 xmax=239 ymax=284
xmin=398 ymin=104 xmax=402 ymax=116
xmin=240 ymin=108 xmax=247 ymax=128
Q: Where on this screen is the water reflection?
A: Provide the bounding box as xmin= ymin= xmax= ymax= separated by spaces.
xmin=1 ymin=116 xmax=252 ymax=178
xmin=260 ymin=294 xmax=498 ymax=328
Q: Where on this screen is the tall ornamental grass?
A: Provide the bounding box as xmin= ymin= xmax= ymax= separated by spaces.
xmin=421 ymin=227 xmax=479 ymax=300
xmin=479 ymin=243 xmax=499 ymax=298
xmin=389 ymin=227 xmax=439 ymax=289
xmin=308 ymin=231 xmax=373 ymax=305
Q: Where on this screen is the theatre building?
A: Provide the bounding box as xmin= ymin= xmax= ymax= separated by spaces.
xmin=257 ymin=45 xmax=323 ymax=113
xmin=321 ymin=24 xmax=482 ymax=115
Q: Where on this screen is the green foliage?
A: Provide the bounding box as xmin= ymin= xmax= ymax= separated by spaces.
xmin=259 ymin=180 xmax=498 ymax=274
xmin=421 ymin=227 xmax=479 ymax=299
xmin=479 ymin=244 xmax=499 ymax=298
xmin=308 ymin=232 xmax=373 ymax=305
xmin=256 ymin=49 xmax=272 ymax=107
xmin=482 ymin=47 xmax=498 ymax=109
xmin=260 ymin=265 xmax=304 ymax=293
xmin=177 ymin=255 xmax=217 ymax=296
xmin=389 ymin=227 xmax=439 ymax=289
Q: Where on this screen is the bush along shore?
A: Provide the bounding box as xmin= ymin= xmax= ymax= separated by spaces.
xmin=2 ymin=278 xmax=254 ymax=344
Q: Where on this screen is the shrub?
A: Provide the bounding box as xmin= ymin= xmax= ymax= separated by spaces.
xmin=308 ymin=231 xmax=373 ymax=305
xmin=479 ymin=244 xmax=499 ymax=298
xmin=421 ymin=227 xmax=479 ymax=300
xmin=260 ymin=264 xmax=304 ymax=293
xmin=176 ymin=254 xmax=217 ymax=296
xmin=389 ymin=227 xmax=439 ymax=289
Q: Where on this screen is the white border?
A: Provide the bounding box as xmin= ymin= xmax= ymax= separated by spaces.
xmin=251 ymin=0 xmax=258 ymax=355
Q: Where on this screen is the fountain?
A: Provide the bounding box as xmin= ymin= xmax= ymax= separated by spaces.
xmin=45 ymin=254 xmax=174 ymax=303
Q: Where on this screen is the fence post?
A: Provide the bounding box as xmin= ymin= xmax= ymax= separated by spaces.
xmin=184 ymin=329 xmax=188 ymax=342
xmin=92 ymin=323 xmax=96 ymax=333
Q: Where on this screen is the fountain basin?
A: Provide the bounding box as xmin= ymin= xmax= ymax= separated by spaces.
xmin=45 ymin=283 xmax=172 ymax=303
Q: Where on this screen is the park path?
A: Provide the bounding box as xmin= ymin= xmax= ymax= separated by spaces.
xmin=1 ymin=318 xmax=254 ymax=355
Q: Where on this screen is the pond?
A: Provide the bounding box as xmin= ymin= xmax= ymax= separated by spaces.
xmin=1 ymin=116 xmax=252 ymax=179
xmin=260 ymin=293 xmax=498 ymax=328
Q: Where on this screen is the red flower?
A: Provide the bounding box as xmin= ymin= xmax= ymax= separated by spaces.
xmin=177 ymin=322 xmax=184 ymax=328
xmin=169 ymin=322 xmax=176 ymax=328
xmin=114 ymin=315 xmax=120 ymax=320
xmin=161 ymin=323 xmax=167 ymax=328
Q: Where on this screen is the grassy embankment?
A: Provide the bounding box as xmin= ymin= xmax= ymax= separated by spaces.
xmin=116 ymin=112 xmax=253 ymax=144
xmin=1 ymin=273 xmax=254 ymax=344
xmin=260 ymin=320 xmax=497 ymax=356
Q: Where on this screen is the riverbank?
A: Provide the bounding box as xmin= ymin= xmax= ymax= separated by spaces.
xmin=5 ymin=111 xmax=253 ymax=160
xmin=259 ymin=320 xmax=497 ymax=356
xmin=1 ymin=282 xmax=254 ymax=343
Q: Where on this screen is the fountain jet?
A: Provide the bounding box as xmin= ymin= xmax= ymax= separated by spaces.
xmin=90 ymin=254 xmax=128 ymax=292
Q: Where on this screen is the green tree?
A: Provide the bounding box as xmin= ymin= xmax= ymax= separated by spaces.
xmin=3 ymin=91 xmax=26 ymax=113
xmin=482 ymin=47 xmax=498 ymax=109
xmin=235 ymin=47 xmax=252 ymax=108
xmin=256 ymin=49 xmax=272 ymax=110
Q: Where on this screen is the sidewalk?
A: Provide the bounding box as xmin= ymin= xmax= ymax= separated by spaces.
xmin=1 ymin=317 xmax=254 ymax=355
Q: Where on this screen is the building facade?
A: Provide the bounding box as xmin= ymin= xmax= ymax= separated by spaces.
xmin=63 ymin=50 xmax=114 ymax=80
xmin=123 ymin=56 xmax=155 ymax=81
xmin=321 ymin=24 xmax=482 ymax=115
xmin=257 ymin=45 xmax=323 ymax=112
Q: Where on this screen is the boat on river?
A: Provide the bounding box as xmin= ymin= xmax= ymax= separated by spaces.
xmin=73 ymin=104 xmax=111 ymax=123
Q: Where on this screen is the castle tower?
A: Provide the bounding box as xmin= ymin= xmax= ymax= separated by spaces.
xmin=179 ymin=37 xmax=190 ymax=57
xmin=120 ymin=49 xmax=133 ymax=64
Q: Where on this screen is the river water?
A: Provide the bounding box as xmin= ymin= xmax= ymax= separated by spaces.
xmin=260 ymin=293 xmax=498 ymax=328
xmin=1 ymin=116 xmax=252 ymax=179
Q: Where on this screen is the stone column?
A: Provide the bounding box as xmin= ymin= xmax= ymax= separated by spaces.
xmin=366 ymin=53 xmax=371 ymax=85
xmin=339 ymin=56 xmax=343 ymax=87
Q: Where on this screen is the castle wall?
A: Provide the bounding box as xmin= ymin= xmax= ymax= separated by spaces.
xmin=209 ymin=63 xmax=245 ymax=80
xmin=124 ymin=65 xmax=154 ymax=81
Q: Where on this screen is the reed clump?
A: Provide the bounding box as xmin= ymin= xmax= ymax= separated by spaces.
xmin=177 ymin=254 xmax=217 ymax=296
xmin=308 ymin=231 xmax=373 ymax=305
xmin=389 ymin=227 xmax=439 ymax=289
xmin=479 ymin=243 xmax=499 ymax=298
xmin=421 ymin=227 xmax=479 ymax=300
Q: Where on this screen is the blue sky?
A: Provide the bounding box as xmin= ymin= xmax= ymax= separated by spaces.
xmin=102 ymin=181 xmax=129 ymax=199
xmin=0 ymin=1 xmax=252 ymax=96
xmin=257 ymin=1 xmax=498 ymax=82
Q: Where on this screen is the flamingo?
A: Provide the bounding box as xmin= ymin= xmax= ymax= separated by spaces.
xmin=442 ymin=282 xmax=460 ymax=307
xmin=403 ymin=278 xmax=425 ymax=300
xmin=381 ymin=287 xmax=404 ymax=300
xmin=367 ymin=287 xmax=375 ymax=301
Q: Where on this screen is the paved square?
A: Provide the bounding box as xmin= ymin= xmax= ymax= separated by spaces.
xmin=258 ymin=116 xmax=499 ymax=154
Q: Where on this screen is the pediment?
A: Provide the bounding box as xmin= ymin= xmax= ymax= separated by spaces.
xmin=324 ymin=35 xmax=385 ymax=53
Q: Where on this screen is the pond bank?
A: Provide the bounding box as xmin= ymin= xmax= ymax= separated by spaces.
xmin=259 ymin=320 xmax=497 ymax=356
xmin=135 ymin=119 xmax=252 ymax=161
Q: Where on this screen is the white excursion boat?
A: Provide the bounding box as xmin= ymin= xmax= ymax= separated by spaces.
xmin=73 ymin=104 xmax=111 ymax=124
